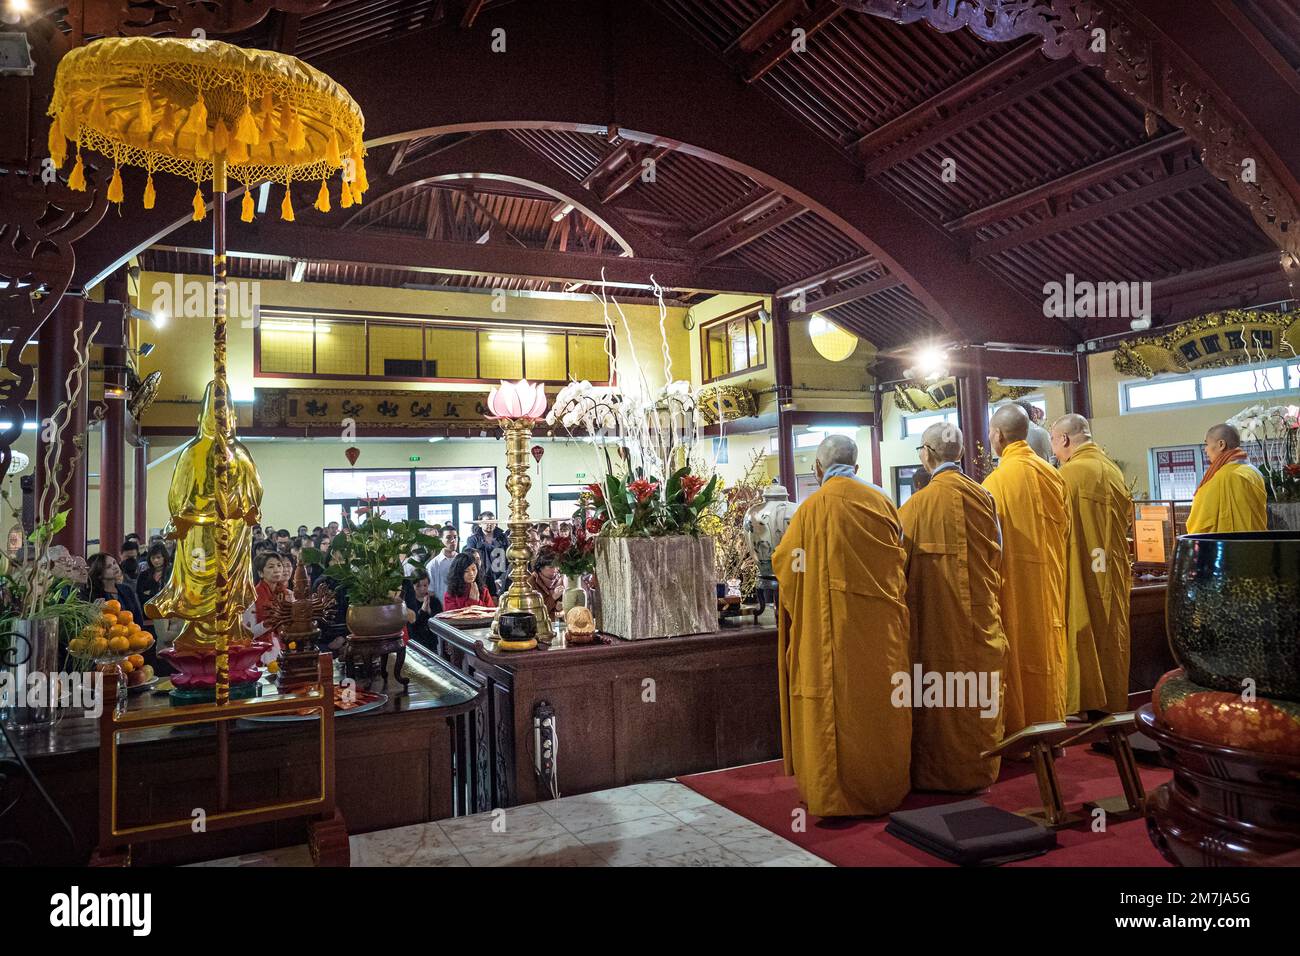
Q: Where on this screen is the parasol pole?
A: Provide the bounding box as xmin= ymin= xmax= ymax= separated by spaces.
xmin=212 ymin=155 xmax=231 ymax=710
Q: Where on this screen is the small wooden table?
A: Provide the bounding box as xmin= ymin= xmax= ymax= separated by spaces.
xmin=423 ymin=619 xmax=782 ymax=809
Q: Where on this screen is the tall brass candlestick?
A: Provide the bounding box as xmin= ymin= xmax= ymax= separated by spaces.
xmin=493 ymin=416 xmax=550 ymax=636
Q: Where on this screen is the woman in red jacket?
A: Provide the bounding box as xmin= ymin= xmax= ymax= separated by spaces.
xmin=442 ymin=551 xmax=495 ymax=611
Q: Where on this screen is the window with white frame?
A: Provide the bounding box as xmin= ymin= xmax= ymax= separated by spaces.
xmin=1122 ymin=359 xmax=1300 ymax=413
xmin=899 ymin=398 xmax=1046 ymax=439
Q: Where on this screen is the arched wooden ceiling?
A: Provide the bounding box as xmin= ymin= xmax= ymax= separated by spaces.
xmin=51 ymin=0 xmax=1300 ymax=350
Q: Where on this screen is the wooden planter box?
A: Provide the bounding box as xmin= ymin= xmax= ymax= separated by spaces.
xmin=594 ymin=535 xmax=718 ymax=641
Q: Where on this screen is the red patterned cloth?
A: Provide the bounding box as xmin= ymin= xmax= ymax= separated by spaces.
xmin=1152 ymin=668 xmax=1300 ymax=756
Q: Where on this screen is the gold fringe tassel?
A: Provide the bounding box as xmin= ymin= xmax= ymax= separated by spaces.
xmin=241 ymin=189 xmax=254 ymax=223
xmin=68 ymin=150 xmax=86 ymax=191
xmin=213 ymin=118 xmax=230 ymax=155
xmin=107 ymin=166 xmax=124 ymax=204
xmin=139 ymin=83 xmax=154 ymax=133
xmin=314 ymin=179 xmax=330 ymax=213
xmin=48 ymin=122 xmax=66 ymax=168
xmin=280 ymin=183 xmax=295 ymax=222
xmin=143 ymin=173 xmax=156 ymax=209
xmin=235 ymin=102 xmax=259 ymax=146
xmin=192 ymin=185 xmax=207 ymax=221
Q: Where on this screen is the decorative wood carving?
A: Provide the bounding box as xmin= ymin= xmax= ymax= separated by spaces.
xmin=62 ymin=0 xmax=328 ymax=43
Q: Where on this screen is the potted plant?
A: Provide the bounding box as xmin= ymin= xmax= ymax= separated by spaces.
xmin=302 ymin=503 xmax=440 ymax=638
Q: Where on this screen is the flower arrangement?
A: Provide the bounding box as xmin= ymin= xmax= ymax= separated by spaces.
xmin=550 ymin=515 xmax=597 ymax=577
xmin=1227 ymin=403 xmax=1300 ymax=502
xmin=698 ymin=450 xmax=767 ymax=597
xmin=547 ymin=378 xmax=719 ymax=538
xmin=302 ymin=502 xmax=440 ymax=606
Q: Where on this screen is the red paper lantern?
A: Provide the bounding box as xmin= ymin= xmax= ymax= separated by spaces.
xmin=531 ymin=444 xmax=544 ymax=463
xmin=345 ymin=446 xmax=360 ymax=466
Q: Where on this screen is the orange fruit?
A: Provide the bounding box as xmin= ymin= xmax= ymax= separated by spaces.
xmin=117 ymin=610 xmax=133 ymax=624
xmin=103 ymin=599 xmax=121 ymax=614
xmin=91 ymin=637 xmax=109 ymax=656
xmin=86 ymin=625 xmax=104 ymax=641
xmin=108 ymin=635 xmax=130 ymax=653
xmin=127 ymin=622 xmax=141 ymax=634
xmin=121 ymin=660 xmax=134 ymax=674
xmin=127 ymin=654 xmax=144 ymax=668
xmin=128 ymin=633 xmax=150 ymax=650
xmin=108 ymin=624 xmax=128 ymax=639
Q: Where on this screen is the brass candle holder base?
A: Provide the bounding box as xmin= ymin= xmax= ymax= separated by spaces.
xmin=490 ymin=415 xmax=551 ymax=638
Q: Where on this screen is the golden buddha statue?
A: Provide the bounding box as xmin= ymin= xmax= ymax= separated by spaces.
xmin=145 ymin=381 xmax=263 ymax=651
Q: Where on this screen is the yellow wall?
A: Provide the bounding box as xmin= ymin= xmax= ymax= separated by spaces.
xmin=135 ymin=274 xmax=692 ymax=428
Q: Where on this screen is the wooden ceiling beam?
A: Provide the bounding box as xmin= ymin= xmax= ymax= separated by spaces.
xmin=598 ymin=145 xmax=672 ymax=204
xmin=159 ymin=219 xmax=778 ymax=294
xmin=860 ymin=57 xmax=1083 ymax=175
xmin=969 ymin=166 xmax=1212 ymax=261
xmin=776 ymin=254 xmax=878 ymax=297
xmin=851 ymin=42 xmax=1041 ymax=155
xmin=803 ymin=273 xmax=906 ymax=311
xmin=689 ymin=189 xmax=785 ymax=247
xmin=697 ymin=202 xmax=806 ymax=264
xmin=727 ymin=0 xmax=808 ymax=55
xmin=460 ymin=0 xmax=487 ymax=29
xmin=742 ymin=0 xmax=843 ymax=83
xmin=946 ymin=131 xmax=1194 ymax=232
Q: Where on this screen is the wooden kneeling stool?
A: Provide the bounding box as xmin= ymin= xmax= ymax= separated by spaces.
xmin=982 ymin=722 xmax=1081 ymax=829
xmin=1058 ymin=711 xmax=1145 ymax=821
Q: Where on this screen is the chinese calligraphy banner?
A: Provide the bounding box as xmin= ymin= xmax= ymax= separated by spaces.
xmin=254 ymin=387 xmax=497 ymax=430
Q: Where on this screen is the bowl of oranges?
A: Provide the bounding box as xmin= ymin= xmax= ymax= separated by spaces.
xmin=67 ymin=599 xmax=156 ymax=689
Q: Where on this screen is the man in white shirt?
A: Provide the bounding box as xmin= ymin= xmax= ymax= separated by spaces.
xmin=426 ymin=525 xmax=460 ymax=605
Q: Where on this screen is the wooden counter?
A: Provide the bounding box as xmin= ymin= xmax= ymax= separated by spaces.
xmin=0 ymin=643 xmax=482 ymax=865
xmin=423 ymin=619 xmax=781 ymax=808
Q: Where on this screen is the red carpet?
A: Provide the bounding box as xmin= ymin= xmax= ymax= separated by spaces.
xmin=679 ymin=749 xmax=1174 ymax=867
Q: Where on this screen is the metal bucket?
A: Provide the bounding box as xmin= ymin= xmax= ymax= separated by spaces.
xmin=0 ymin=618 xmax=63 ymax=731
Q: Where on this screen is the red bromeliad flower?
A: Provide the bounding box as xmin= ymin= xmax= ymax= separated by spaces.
xmin=628 ymin=478 xmax=659 ymax=503
xmin=586 ymin=515 xmax=605 ymax=535
xmin=586 ymin=481 xmax=604 ymax=502
xmin=680 ymin=473 xmax=706 ymax=503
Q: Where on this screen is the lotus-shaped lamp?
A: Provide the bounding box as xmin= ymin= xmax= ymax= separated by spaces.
xmin=487 ymin=379 xmax=549 ymax=421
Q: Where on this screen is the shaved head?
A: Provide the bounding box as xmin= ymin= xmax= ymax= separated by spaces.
xmin=1050 ymin=413 xmax=1093 ymax=463
xmin=1051 ymin=414 xmax=1091 ymax=439
xmin=1206 ymin=423 xmax=1241 ymax=449
xmin=814 ymin=433 xmax=859 ymax=485
xmin=815 ymin=433 xmax=858 ymax=469
xmin=921 ymin=421 xmax=963 ymax=463
xmin=989 ymin=403 xmax=1029 ymax=456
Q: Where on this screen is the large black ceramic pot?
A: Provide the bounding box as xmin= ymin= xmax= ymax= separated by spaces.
xmin=1168 ymin=531 xmax=1300 ymax=702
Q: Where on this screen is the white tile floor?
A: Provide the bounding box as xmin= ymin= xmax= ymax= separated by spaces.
xmin=195 ymin=780 xmax=831 ymax=867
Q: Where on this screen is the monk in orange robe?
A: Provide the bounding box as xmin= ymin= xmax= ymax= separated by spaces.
xmin=982 ymin=404 xmax=1069 ymax=735
xmin=899 ymin=422 xmax=1007 ymax=791
xmin=1186 ymin=423 xmax=1267 ymax=534
xmin=1050 ymin=414 xmax=1132 ymax=715
xmin=773 ymin=434 xmax=911 ymax=816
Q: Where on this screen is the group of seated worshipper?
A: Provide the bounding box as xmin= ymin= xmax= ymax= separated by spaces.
xmin=773 ymin=408 xmax=1267 ymax=818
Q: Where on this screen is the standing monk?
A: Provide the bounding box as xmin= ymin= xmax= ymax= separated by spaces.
xmin=1186 ymin=423 xmax=1267 ymax=534
xmin=1050 ymin=415 xmax=1132 ymax=716
xmin=982 ymin=404 xmax=1069 ymax=734
xmin=773 ymin=435 xmax=911 ymax=816
xmin=899 ymin=423 xmax=1007 ymax=791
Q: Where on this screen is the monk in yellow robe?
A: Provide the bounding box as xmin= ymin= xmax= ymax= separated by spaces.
xmin=145 ymin=382 xmax=263 ymax=650
xmin=1050 ymin=414 xmax=1132 ymax=715
xmin=898 ymin=423 xmax=1007 ymax=791
xmin=982 ymin=404 xmax=1069 ymax=735
xmin=1186 ymin=423 xmax=1267 ymax=534
xmin=773 ymin=434 xmax=911 ymax=816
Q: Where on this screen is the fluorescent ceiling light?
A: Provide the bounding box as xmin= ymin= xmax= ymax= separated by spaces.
xmin=257 ymin=182 xmax=270 ymax=214
xmin=0 ymin=422 xmax=38 ymax=430
xmin=488 ymin=331 xmax=548 ymax=345
xmin=428 ymin=436 xmax=445 ymax=444
xmin=261 ymin=320 xmax=327 ymax=334
xmin=289 ymin=260 xmax=307 ymax=282
xmin=550 ymin=203 xmax=574 ymax=222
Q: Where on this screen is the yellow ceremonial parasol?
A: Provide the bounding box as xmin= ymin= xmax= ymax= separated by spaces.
xmin=49 ymin=37 xmax=369 ymax=704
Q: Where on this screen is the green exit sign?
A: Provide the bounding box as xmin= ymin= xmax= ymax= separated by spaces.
xmin=575 ymin=472 xmax=586 ymax=480
xmin=409 ymin=455 xmax=421 ymax=462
